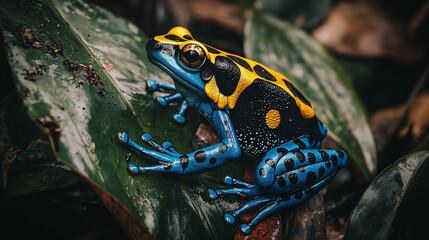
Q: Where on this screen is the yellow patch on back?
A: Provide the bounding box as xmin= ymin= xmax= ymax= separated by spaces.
xmin=265 ymin=109 xmax=281 ymax=129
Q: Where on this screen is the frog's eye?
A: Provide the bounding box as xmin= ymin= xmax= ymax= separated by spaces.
xmin=180 ymin=44 xmax=206 ymax=68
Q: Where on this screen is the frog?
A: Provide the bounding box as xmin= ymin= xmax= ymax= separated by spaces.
xmin=117 ymin=26 xmax=348 ymax=235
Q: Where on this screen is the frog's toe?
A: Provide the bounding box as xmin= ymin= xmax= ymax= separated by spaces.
xmin=224 ymin=213 xmax=236 ymax=225
xmin=173 ymin=113 xmax=185 ymax=124
xmin=127 ymin=163 xmax=140 ymax=174
xmin=141 ymin=133 xmax=153 ymax=142
xmin=205 ymin=189 xmax=219 ymax=200
xmin=146 ymin=79 xmax=158 ymax=91
xmin=223 ymin=175 xmax=234 ymax=185
xmin=162 ymin=142 xmax=173 ymax=149
xmin=117 ymin=132 xmax=129 ymax=144
xmin=156 ymin=96 xmax=168 ymax=107
xmin=240 ymin=223 xmax=252 ymax=235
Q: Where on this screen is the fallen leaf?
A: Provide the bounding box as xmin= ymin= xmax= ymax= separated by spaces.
xmin=312 ymin=2 xmax=427 ymax=62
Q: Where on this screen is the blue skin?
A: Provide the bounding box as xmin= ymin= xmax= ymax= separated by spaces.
xmin=118 ymin=39 xmax=348 ymax=235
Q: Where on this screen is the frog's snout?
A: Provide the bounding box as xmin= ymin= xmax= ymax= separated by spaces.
xmin=146 ymin=39 xmax=157 ymax=59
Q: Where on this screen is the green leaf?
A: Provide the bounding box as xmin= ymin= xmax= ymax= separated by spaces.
xmin=244 ymin=11 xmax=377 ymax=179
xmin=1 ymin=0 xmax=243 ymax=239
xmin=344 ymin=151 xmax=429 ymax=239
xmin=256 ymin=0 xmax=332 ymax=28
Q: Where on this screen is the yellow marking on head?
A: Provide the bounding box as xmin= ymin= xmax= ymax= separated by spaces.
xmin=265 ymin=109 xmax=281 ymax=129
xmin=167 ymin=26 xmax=193 ymax=39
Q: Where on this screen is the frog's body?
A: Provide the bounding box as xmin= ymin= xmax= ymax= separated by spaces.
xmin=118 ymin=27 xmax=347 ymax=234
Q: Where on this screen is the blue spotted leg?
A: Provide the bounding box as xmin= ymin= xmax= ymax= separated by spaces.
xmin=118 ymin=110 xmax=241 ymax=175
xmin=147 ymin=79 xmax=189 ymax=124
xmin=206 ymin=136 xmax=348 ymax=235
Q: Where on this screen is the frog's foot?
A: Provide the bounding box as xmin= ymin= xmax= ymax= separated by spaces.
xmin=220 ymin=175 xmax=333 ymax=235
xmin=117 ymin=131 xmax=182 ymax=174
xmin=146 ymin=80 xmax=188 ymax=124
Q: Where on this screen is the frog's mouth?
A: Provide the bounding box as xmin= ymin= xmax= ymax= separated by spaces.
xmin=148 ymin=57 xmax=200 ymax=93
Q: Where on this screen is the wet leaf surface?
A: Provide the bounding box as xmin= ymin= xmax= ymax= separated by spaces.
xmin=1 ymin=0 xmax=244 ymax=239
xmin=244 ymin=11 xmax=377 ymax=179
xmin=344 ymin=151 xmax=429 ymax=239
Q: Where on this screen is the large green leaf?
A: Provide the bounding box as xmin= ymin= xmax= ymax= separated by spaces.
xmin=244 ymin=11 xmax=376 ymax=179
xmin=1 ymin=0 xmax=243 ymax=239
xmin=344 ymin=151 xmax=429 ymax=239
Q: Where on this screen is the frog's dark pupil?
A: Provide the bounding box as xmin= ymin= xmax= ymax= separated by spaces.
xmin=184 ymin=50 xmax=200 ymax=63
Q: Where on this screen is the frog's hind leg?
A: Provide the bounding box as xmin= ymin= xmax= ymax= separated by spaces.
xmin=255 ymin=148 xmax=348 ymax=193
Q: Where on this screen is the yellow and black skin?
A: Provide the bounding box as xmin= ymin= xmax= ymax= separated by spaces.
xmin=148 ymin=27 xmax=325 ymax=157
xmin=120 ymin=27 xmax=347 ymax=235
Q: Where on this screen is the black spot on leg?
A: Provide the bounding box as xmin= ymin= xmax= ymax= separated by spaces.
xmin=331 ymin=155 xmax=338 ymax=166
xmin=276 ymin=176 xmax=286 ymax=187
xmin=284 ymin=158 xmax=295 ymax=171
xmin=336 ymin=150 xmax=345 ymax=159
xmin=308 ymin=136 xmax=315 ymax=146
xmin=307 ymin=152 xmax=316 ymax=164
xmin=284 ymin=195 xmax=291 ymax=201
xmin=254 ymin=65 xmax=276 ymax=82
xmin=219 ymin=143 xmax=228 ymax=153
xmin=164 ymin=162 xmax=173 ymax=170
xmin=294 ymin=191 xmax=303 ymax=199
xmin=306 ymin=171 xmax=316 ymax=184
xmin=319 ymin=166 xmax=325 ymax=176
xmin=195 ymin=151 xmax=206 ymax=163
xmin=288 ymin=172 xmax=298 ymax=184
xmin=319 ymin=150 xmax=329 ymax=161
xmin=259 ymin=168 xmax=266 ymax=177
xmin=277 ymin=148 xmax=288 ymax=159
xmin=265 ymin=158 xmax=275 ymax=168
xmin=294 ymin=139 xmax=306 ymax=149
xmin=325 ymin=161 xmax=331 ymax=168
xmin=293 ymin=150 xmax=305 ymax=163
xmin=209 ymin=157 xmax=217 ymax=165
xmin=179 ymin=155 xmax=189 ymax=169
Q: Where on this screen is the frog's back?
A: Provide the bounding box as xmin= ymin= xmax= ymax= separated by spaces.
xmin=229 ymin=78 xmax=323 ymax=157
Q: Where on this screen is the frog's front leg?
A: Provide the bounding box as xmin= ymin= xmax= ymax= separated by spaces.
xmin=146 ymin=79 xmax=189 ymax=124
xmin=118 ymin=110 xmax=241 ymax=174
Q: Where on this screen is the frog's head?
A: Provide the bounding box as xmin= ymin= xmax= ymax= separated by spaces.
xmin=146 ymin=27 xmax=212 ymax=97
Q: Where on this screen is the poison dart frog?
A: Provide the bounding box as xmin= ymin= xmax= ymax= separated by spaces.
xmin=117 ymin=26 xmax=348 ymax=235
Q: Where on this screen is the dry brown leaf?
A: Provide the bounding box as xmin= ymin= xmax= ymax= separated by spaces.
xmin=312 ymin=2 xmax=427 ymax=62
xmin=371 ymin=91 xmax=429 ymax=152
